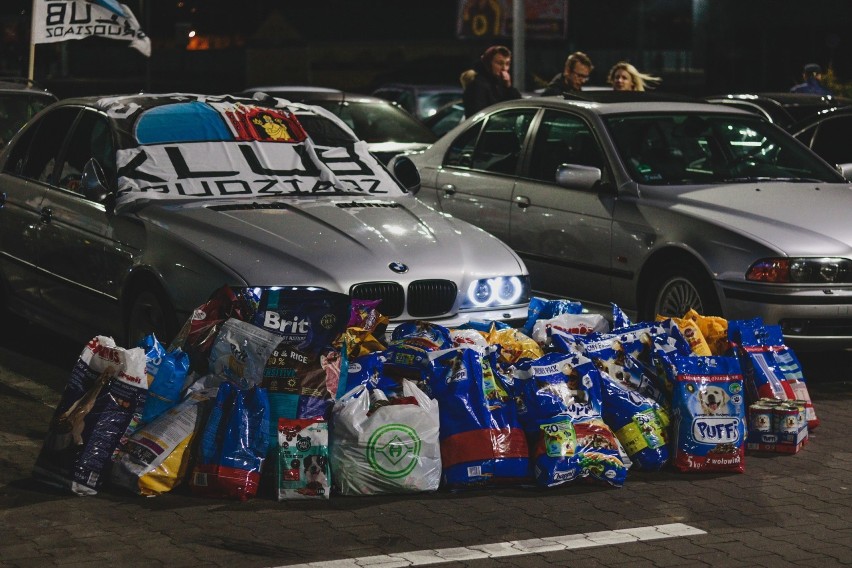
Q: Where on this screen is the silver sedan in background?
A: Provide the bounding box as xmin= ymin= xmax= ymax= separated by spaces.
xmin=405 ymin=92 xmax=852 ymax=349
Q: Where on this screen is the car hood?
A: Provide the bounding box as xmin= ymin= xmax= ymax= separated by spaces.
xmin=640 ymin=181 xmax=852 ymax=256
xmin=137 ymin=194 xmax=525 ymax=289
xmin=368 ymin=141 xmax=432 ymax=164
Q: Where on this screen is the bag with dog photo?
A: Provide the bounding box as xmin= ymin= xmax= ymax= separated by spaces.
xmin=670 ymin=355 xmax=746 ymax=473
xmin=277 ymin=417 xmax=330 ymax=499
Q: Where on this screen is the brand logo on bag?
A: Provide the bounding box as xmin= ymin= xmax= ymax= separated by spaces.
xmin=366 ymin=423 xmax=421 ymax=478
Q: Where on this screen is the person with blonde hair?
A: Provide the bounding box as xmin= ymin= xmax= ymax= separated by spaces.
xmin=607 ymin=61 xmax=661 ymax=92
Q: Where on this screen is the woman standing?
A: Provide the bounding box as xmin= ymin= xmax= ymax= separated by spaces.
xmin=608 ymin=61 xmax=661 ymax=92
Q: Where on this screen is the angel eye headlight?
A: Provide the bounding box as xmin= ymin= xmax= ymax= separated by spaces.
xmin=464 ymin=276 xmax=529 ymax=308
xmin=746 ymin=257 xmax=852 ymax=283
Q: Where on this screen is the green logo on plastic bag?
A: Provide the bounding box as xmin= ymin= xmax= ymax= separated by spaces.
xmin=366 ymin=423 xmax=421 ymax=478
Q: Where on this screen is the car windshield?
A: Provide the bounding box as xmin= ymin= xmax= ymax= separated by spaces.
xmin=310 ymin=100 xmax=438 ymax=144
xmin=0 ymin=93 xmax=55 ymax=146
xmin=604 ymin=113 xmax=844 ymax=185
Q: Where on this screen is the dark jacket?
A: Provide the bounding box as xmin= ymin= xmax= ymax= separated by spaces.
xmin=541 ymin=72 xmax=579 ymax=97
xmin=790 ymin=77 xmax=833 ymax=95
xmin=462 ymin=61 xmax=522 ymax=117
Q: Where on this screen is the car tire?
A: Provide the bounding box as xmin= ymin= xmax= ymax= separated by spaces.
xmin=126 ymin=286 xmax=179 ymax=347
xmin=642 ymin=264 xmax=721 ymax=321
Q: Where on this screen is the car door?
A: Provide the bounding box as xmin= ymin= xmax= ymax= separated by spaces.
xmin=803 ymin=115 xmax=852 ymax=168
xmin=36 ymin=107 xmax=141 ymax=336
xmin=509 ymin=109 xmax=615 ymax=304
xmin=433 ymin=108 xmax=536 ymax=244
xmin=0 ymin=106 xmax=78 ymax=310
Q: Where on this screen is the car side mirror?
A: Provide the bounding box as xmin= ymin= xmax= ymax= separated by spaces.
xmin=390 ymin=155 xmax=421 ymax=194
xmin=837 ymin=163 xmax=852 ymax=182
xmin=81 ymin=158 xmax=114 ymax=207
xmin=555 ymin=164 xmax=602 ymax=190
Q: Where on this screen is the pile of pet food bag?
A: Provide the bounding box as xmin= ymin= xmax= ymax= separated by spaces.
xmin=31 ymin=286 xmax=819 ymax=500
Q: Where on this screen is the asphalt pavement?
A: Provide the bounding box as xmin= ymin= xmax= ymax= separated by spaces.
xmin=1 ymin=317 xmax=851 ymax=568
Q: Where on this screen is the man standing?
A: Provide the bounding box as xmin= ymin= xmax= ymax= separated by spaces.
xmin=462 ymin=45 xmax=523 ymax=117
xmin=542 ymin=52 xmax=594 ymax=96
xmin=790 ymin=63 xmax=833 ymax=95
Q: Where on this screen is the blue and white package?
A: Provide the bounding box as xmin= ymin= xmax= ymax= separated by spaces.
xmin=670 ymin=355 xmax=745 ymax=473
xmin=138 ymin=334 xmax=190 ymax=425
xmin=513 ymin=352 xmax=627 ymax=488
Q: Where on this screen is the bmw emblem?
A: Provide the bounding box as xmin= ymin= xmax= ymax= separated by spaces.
xmin=388 ymin=261 xmax=409 ymax=274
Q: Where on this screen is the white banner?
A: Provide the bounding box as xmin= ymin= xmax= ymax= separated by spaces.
xmin=115 ymin=139 xmax=400 ymax=211
xmin=31 ymin=0 xmax=151 ymax=57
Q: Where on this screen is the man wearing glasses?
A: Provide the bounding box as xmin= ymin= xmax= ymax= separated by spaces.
xmin=542 ymin=51 xmax=594 ymax=96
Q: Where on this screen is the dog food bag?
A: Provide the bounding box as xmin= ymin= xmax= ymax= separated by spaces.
xmin=729 ymin=321 xmax=818 ymax=429
xmin=680 ymin=309 xmax=730 ymax=356
xmin=331 ymin=379 xmax=440 ymax=495
xmin=170 ymin=285 xmax=260 ymax=374
xmin=138 ymin=334 xmax=190 ymax=425
xmin=111 ymin=389 xmax=210 ymax=496
xmin=190 ymin=381 xmax=270 ymax=501
xmin=664 ymin=315 xmax=712 ymax=356
xmin=513 ymin=352 xmax=627 ymax=488
xmin=599 ymin=374 xmax=670 ymax=471
xmin=384 ymin=321 xmax=454 ymax=379
xmin=484 ymin=327 xmax=544 ymax=366
xmin=209 ymin=318 xmax=282 ymax=387
xmin=277 ymin=417 xmax=330 ymax=499
xmin=670 ymin=355 xmax=746 ymax=473
xmin=33 ymin=336 xmax=148 ymax=495
xmin=427 ymin=347 xmax=529 ymax=489
xmin=450 ymin=328 xmax=490 ymax=354
xmin=521 ymin=296 xmax=584 ymax=337
xmin=252 ymin=288 xmax=350 ymax=352
xmin=611 ymin=303 xmax=633 ymax=330
xmin=530 ymin=313 xmax=609 ymax=348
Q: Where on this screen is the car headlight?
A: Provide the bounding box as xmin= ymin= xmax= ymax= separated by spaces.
xmin=746 ymin=258 xmax=852 ymax=283
xmin=462 ymin=276 xmax=530 ymax=308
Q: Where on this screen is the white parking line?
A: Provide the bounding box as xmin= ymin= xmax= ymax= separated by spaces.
xmin=270 ymin=523 xmax=706 ymax=568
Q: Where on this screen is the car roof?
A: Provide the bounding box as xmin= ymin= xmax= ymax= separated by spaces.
xmin=240 ymin=87 xmax=396 ymax=105
xmin=0 ymin=77 xmax=56 ymax=98
xmin=374 ymin=83 xmax=463 ymax=93
xmin=704 ymin=92 xmax=852 ymax=106
xmin=487 ymin=92 xmax=755 ymax=117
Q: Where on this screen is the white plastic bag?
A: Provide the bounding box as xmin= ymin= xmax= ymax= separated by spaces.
xmin=331 ymin=379 xmax=440 ymax=495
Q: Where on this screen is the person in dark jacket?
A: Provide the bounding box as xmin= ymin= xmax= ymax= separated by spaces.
xmin=790 ymin=63 xmax=833 ymax=95
xmin=462 ymin=45 xmax=522 ymax=117
xmin=541 ymin=51 xmax=593 ymax=96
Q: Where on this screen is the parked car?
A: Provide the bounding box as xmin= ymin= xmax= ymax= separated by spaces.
xmin=238 ymin=86 xmax=437 ymax=163
xmin=792 ymin=106 xmax=852 ymax=178
xmin=0 ymin=77 xmax=57 ymax=148
xmin=0 ymin=93 xmax=530 ymax=345
xmin=371 ymin=83 xmax=463 ymax=120
xmin=423 ymin=98 xmax=465 ymax=138
xmin=703 ymin=92 xmax=851 ymax=131
xmin=403 ymin=91 xmax=852 ymax=349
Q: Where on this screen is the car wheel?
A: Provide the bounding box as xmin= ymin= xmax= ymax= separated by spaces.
xmin=642 ymin=264 xmax=721 ymax=321
xmin=126 ymin=287 xmax=179 ymax=347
